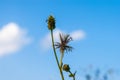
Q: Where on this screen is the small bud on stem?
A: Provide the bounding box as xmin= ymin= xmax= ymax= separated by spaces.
xmin=63 ymin=64 xmax=70 ymax=72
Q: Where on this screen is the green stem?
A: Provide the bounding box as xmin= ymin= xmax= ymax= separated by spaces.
xmin=50 ymin=30 xmax=64 ymax=80
xmin=69 ymin=71 xmax=75 ymax=80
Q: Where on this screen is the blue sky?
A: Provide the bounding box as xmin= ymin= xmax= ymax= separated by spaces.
xmin=0 ymin=0 xmax=120 ymax=80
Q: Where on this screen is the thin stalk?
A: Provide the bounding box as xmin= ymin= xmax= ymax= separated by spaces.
xmin=60 ymin=53 xmax=64 ymax=69
xmin=69 ymin=71 xmax=75 ymax=80
xmin=50 ymin=30 xmax=64 ymax=80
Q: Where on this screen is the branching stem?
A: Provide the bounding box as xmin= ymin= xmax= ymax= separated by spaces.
xmin=50 ymin=30 xmax=64 ymax=80
xmin=69 ymin=71 xmax=75 ymax=80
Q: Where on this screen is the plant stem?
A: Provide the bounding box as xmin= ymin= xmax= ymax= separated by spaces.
xmin=50 ymin=30 xmax=64 ymax=80
xmin=60 ymin=53 xmax=64 ymax=69
xmin=69 ymin=71 xmax=75 ymax=80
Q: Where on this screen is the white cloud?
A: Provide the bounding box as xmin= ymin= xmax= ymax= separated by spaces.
xmin=0 ymin=22 xmax=31 ymax=57
xmin=40 ymin=29 xmax=86 ymax=50
xmin=70 ymin=30 xmax=86 ymax=41
xmin=40 ymin=29 xmax=62 ymax=50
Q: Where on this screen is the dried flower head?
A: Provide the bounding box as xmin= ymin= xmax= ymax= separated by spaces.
xmin=47 ymin=15 xmax=56 ymax=30
xmin=55 ymin=33 xmax=73 ymax=54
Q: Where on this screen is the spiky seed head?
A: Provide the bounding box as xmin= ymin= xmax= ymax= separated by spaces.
xmin=55 ymin=33 xmax=73 ymax=54
xmin=47 ymin=15 xmax=56 ymax=30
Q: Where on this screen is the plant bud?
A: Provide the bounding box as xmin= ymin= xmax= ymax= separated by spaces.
xmin=47 ymin=15 xmax=56 ymax=30
xmin=63 ymin=64 xmax=70 ymax=72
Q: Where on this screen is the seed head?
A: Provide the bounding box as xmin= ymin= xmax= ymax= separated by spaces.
xmin=55 ymin=33 xmax=73 ymax=54
xmin=47 ymin=15 xmax=56 ymax=30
